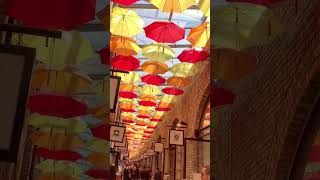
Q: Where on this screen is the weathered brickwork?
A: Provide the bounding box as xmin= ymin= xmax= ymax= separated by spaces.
xmin=213 ymin=0 xmax=320 ymax=179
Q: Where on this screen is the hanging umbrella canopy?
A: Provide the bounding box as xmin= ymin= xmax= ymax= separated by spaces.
xmin=149 ymin=0 xmax=196 ymax=13
xmin=177 ymin=49 xmax=209 ymax=63
xmin=155 ymin=107 xmax=171 ymax=112
xmin=115 ymin=72 xmax=141 ymax=83
xmin=199 ymin=0 xmax=210 ymax=16
xmin=162 ymin=87 xmax=184 ymax=96
xmin=167 ymin=76 xmax=191 ymax=87
xmin=31 ymin=65 xmax=92 ymax=93
xmin=36 ymin=147 xmax=82 ymax=161
xmin=90 ymin=124 xmax=110 ymax=141
xmin=112 ymin=0 xmax=139 ymax=6
xmin=28 ymin=94 xmax=87 ymax=118
xmin=304 ymin=174 xmax=320 ymax=180
xmin=12 ymin=32 xmax=95 ymax=65
xmin=98 ymin=47 xmax=109 ymax=66
xmin=120 ymin=102 xmax=137 ymax=110
xmin=308 ymin=146 xmax=320 ymax=162
xmin=28 ymin=114 xmax=87 ymax=133
xmin=120 ymin=83 xmax=139 ymax=92
xmin=86 ymin=138 xmax=109 ymax=154
xmin=35 ymin=160 xmax=83 ymax=176
xmin=158 ymin=102 xmax=175 ymax=108
xmin=119 ymin=91 xmax=138 ymax=99
xmin=140 ymin=85 xmax=161 ymax=95
xmin=6 ymin=0 xmax=96 ymax=30
xmin=140 ymin=94 xmax=158 ymax=102
xmin=213 ymin=3 xmax=283 ymax=50
xmin=90 ymin=105 xmax=107 ymax=123
xmin=170 ymin=63 xmax=199 ymax=77
xmin=141 ymin=61 xmax=169 ymax=74
xmin=110 ymin=36 xmax=141 ymax=56
xmin=211 ymin=83 xmax=235 ymax=107
xmin=111 ymin=55 xmax=140 ymax=71
xmin=213 ymin=49 xmax=257 ymax=81
xmin=139 ymin=101 xmax=157 ymax=107
xmin=142 ymin=44 xmax=175 ymax=62
xmin=187 ymin=22 xmax=210 ymax=48
xmin=144 ymin=21 xmax=185 ymax=43
xmin=160 ymin=95 xmax=176 ymax=103
xmin=86 ymin=153 xmax=108 ymax=168
xmin=141 ymin=74 xmax=166 ymax=85
xmin=226 ymin=0 xmax=284 ymax=5
xmin=110 ymin=7 xmax=144 ymax=37
xmin=31 ymin=131 xmax=85 ymax=150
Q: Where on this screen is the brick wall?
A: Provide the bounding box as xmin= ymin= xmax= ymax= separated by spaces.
xmin=212 ymin=0 xmax=320 ymax=179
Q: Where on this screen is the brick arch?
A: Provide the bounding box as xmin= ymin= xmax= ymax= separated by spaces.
xmin=193 ymin=84 xmax=210 ymax=134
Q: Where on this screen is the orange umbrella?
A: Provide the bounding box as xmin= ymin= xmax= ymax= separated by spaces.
xmin=187 ymin=22 xmax=210 ymax=48
xmin=213 ymin=49 xmax=257 ymax=81
xmin=110 ymin=36 xmax=141 ymax=56
xmin=119 ymin=83 xmax=139 ymax=92
xmin=167 ymin=76 xmax=191 ymax=87
xmin=140 ymin=94 xmax=158 ymax=102
xmin=141 ymin=61 xmax=169 ymax=74
xmin=86 ymin=153 xmax=108 ymax=168
xmin=158 ymin=102 xmax=175 ymax=108
xmin=31 ymin=65 xmax=92 ymax=93
xmin=120 ymin=102 xmax=137 ymax=110
xmin=31 ymin=132 xmax=85 ymax=150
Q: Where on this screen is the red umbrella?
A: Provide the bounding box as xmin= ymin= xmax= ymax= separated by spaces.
xmin=226 ymin=0 xmax=284 ymax=5
xmin=123 ymin=119 xmax=135 ymax=124
xmin=111 ymin=55 xmax=140 ymax=71
xmin=147 ymin=126 xmax=157 ymax=129
xmin=85 ymin=169 xmax=109 ymax=179
xmin=143 ymin=135 xmax=151 ymax=139
xmin=98 ymin=47 xmax=109 ymax=65
xmin=91 ymin=124 xmax=110 ymax=141
xmin=144 ymin=21 xmax=185 ymax=43
xmin=162 ymin=87 xmax=184 ymax=96
xmin=308 ymin=146 xmax=320 ymax=162
xmin=155 ymin=107 xmax=171 ymax=111
xmin=111 ymin=0 xmax=139 ymax=6
xmin=141 ymin=74 xmax=166 ymax=85
xmin=139 ymin=101 xmax=157 ymax=106
xmin=27 ymin=94 xmax=87 ymax=118
xmin=177 ymin=49 xmax=209 ymax=63
xmin=36 ymin=147 xmax=82 ymax=161
xmin=119 ymin=91 xmax=138 ymax=99
xmin=304 ymin=174 xmax=320 ymax=180
xmin=211 ymin=83 xmax=235 ymax=108
xmin=121 ymin=109 xmax=136 ymax=113
xmin=137 ymin=114 xmax=151 ymax=119
xmin=6 ymin=0 xmax=96 ymax=30
xmin=150 ymin=118 xmax=162 ymax=122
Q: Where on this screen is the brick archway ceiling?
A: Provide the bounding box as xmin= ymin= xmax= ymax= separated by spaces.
xmin=110 ymin=1 xmax=210 ymax=159
xmin=213 ymin=0 xmax=320 ymax=179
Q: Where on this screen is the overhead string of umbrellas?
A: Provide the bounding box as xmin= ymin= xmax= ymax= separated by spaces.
xmin=6 ymin=1 xmax=110 ymax=179
xmin=110 ymin=0 xmax=210 ymax=156
xmin=210 ymin=0 xmax=286 ymax=108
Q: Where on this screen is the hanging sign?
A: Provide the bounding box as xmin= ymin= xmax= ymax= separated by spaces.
xmin=110 ymin=125 xmax=126 ymax=143
xmin=154 ymin=142 xmax=164 ymax=153
xmin=0 ymin=45 xmax=35 ymax=162
xmin=110 ymin=76 xmax=121 ymax=112
xmin=169 ymin=129 xmax=185 ymax=146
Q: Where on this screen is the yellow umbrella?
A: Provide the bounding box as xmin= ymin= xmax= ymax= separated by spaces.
xmin=119 ymin=102 xmax=137 ymax=110
xmin=141 ymin=61 xmax=169 ymax=74
xmin=31 ymin=65 xmax=92 ymax=93
xmin=158 ymin=102 xmax=175 ymax=108
xmin=142 ymin=44 xmax=175 ymax=62
xmin=110 ymin=36 xmax=141 ymax=56
xmin=140 ymin=85 xmax=161 ymax=95
xmin=31 ymin=132 xmax=85 ymax=150
xmin=187 ymin=22 xmax=210 ymax=48
xmin=120 ymin=83 xmax=139 ymax=92
xmin=199 ymin=0 xmax=209 ymax=17
xmin=149 ymin=0 xmax=196 ymax=13
xmin=86 ymin=138 xmax=109 ymax=154
xmin=86 ymin=153 xmax=108 ymax=168
xmin=140 ymin=94 xmax=158 ymax=102
xmin=119 ymin=98 xmax=138 ymax=104
xmin=28 ymin=114 xmax=87 ymax=134
xmin=110 ymin=7 xmax=144 ymax=37
xmin=170 ymin=63 xmax=199 ymax=77
xmin=138 ymin=106 xmax=155 ymax=112
xmin=12 ymin=32 xmax=95 ymax=65
xmin=121 ymin=112 xmax=136 ymax=119
xmin=115 ymin=72 xmax=140 ymax=83
xmin=160 ymin=95 xmax=176 ymax=103
xmin=35 ymin=160 xmax=83 ymax=177
xmin=167 ymin=76 xmax=191 ymax=87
